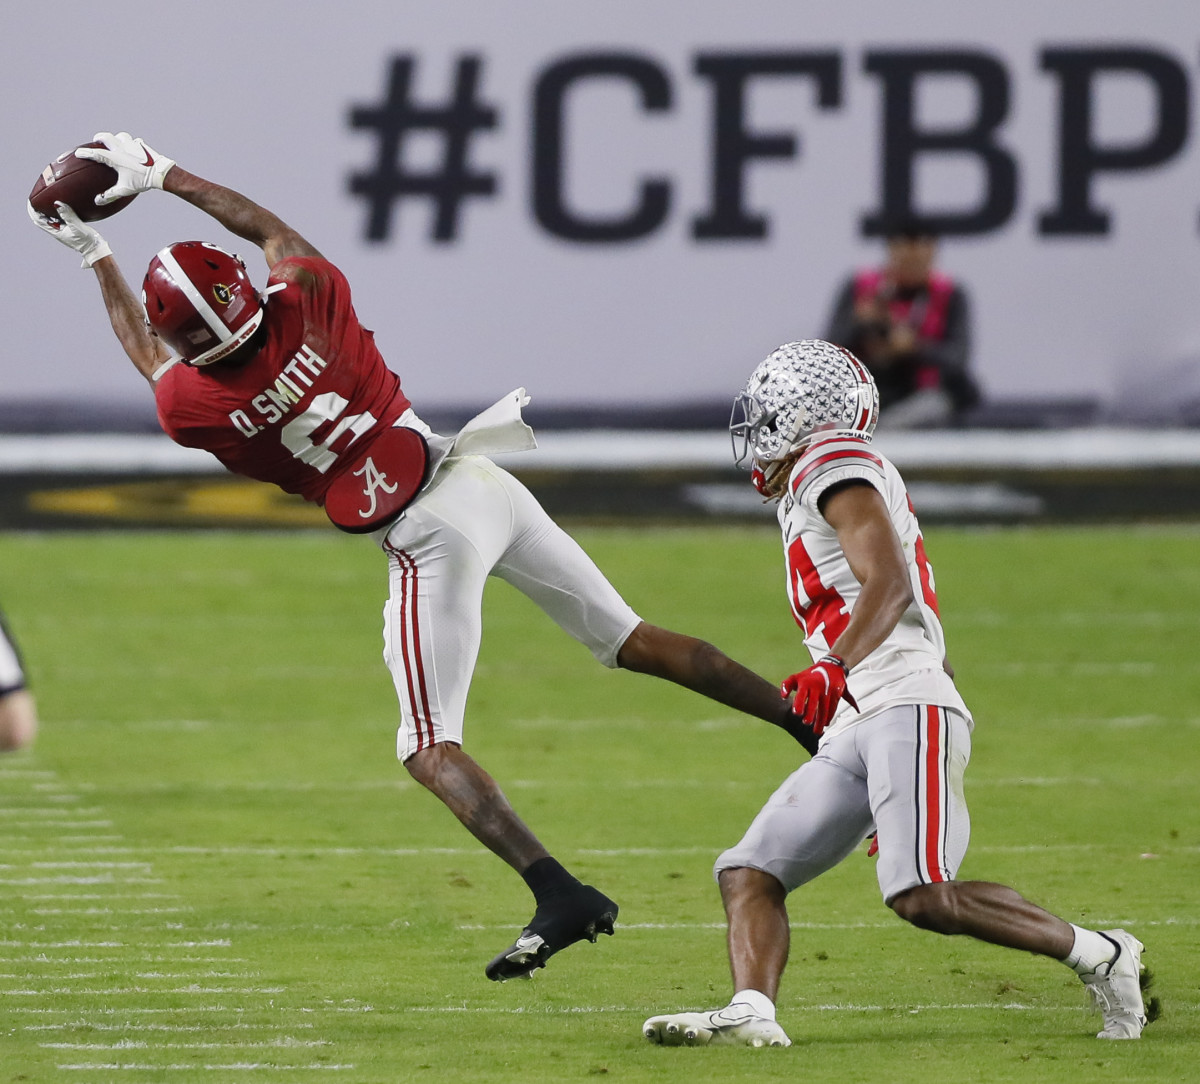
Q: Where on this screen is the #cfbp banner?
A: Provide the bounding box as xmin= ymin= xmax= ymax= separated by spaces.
xmin=4 ymin=2 xmax=1199 ymax=413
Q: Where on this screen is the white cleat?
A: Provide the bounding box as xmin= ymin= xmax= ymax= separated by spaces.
xmin=1079 ymin=929 xmax=1152 ymax=1039
xmin=643 ymin=1003 xmax=791 ymax=1048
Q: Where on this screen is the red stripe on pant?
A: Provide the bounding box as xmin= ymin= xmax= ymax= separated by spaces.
xmin=921 ymin=705 xmax=948 ymax=883
xmin=387 ymin=545 xmax=435 ymax=751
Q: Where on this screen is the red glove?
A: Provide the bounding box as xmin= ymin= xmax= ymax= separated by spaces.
xmin=780 ymin=654 xmax=859 ymax=737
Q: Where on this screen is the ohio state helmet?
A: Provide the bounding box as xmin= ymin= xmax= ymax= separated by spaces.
xmin=142 ymin=241 xmax=264 ymax=366
xmin=730 ymin=340 xmax=879 ymax=471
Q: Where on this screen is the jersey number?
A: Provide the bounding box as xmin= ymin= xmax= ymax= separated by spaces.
xmin=906 ymin=494 xmax=940 ymax=616
xmin=786 ymin=534 xmax=851 ymax=650
xmin=280 ymin=392 xmax=377 ymax=474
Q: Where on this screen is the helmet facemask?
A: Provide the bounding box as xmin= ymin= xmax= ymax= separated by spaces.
xmin=730 ymin=390 xmax=794 ymax=468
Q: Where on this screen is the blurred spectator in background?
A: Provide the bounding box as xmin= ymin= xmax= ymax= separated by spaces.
xmin=0 ymin=609 xmax=37 ymax=751
xmin=824 ymin=220 xmax=980 ymax=429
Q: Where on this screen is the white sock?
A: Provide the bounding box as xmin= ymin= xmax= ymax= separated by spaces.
xmin=730 ymin=988 xmax=776 ymax=1020
xmin=1063 ymin=925 xmax=1118 ymax=975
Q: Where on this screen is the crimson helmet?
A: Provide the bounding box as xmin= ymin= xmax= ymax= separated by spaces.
xmin=142 ymin=241 xmax=264 ymax=366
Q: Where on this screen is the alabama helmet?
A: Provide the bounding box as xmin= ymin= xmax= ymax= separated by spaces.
xmin=142 ymin=241 xmax=264 ymax=366
xmin=730 ymin=340 xmax=879 ymax=481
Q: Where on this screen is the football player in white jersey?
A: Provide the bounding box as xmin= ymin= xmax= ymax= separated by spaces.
xmin=643 ymin=340 xmax=1155 ymax=1048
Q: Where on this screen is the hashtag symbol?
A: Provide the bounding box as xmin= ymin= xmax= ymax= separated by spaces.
xmin=349 ymin=55 xmax=499 ymax=242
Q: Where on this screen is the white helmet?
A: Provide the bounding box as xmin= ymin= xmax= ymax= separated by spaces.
xmin=730 ymin=340 xmax=879 ymax=472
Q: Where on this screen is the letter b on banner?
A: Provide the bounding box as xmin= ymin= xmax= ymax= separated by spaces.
xmin=862 ymin=50 xmax=1017 ymax=236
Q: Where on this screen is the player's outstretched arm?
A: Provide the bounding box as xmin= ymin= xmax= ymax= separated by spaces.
xmin=27 ymin=200 xmax=168 ymax=383
xmin=79 ymin=132 xmax=321 ymax=266
xmin=162 ymin=167 xmax=322 ymax=266
xmin=92 ymin=256 xmax=171 ymax=383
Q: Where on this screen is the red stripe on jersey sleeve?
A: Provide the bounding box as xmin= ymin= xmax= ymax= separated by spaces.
xmin=790 ymin=445 xmax=884 ymax=497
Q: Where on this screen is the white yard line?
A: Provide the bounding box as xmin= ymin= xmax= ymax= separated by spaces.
xmin=460 ymin=917 xmax=1191 ymax=931
xmin=5 ymin=986 xmax=288 ymax=996
xmin=0 ymin=822 xmax=115 ymax=830
xmin=410 ymin=1000 xmax=1199 ymax=1014
xmin=20 ymin=892 xmax=183 ymax=900
xmin=1 ymin=956 xmax=247 ymax=965
xmin=26 ymin=1022 xmax=315 ymax=1032
xmin=30 ymin=907 xmax=194 ymax=916
xmin=0 ymin=876 xmax=162 ymax=884
xmin=55 ymin=1063 xmax=356 ymax=1073
xmin=11 ymin=1006 xmax=252 ymax=1015
xmin=43 ymin=1039 xmax=330 ymax=1049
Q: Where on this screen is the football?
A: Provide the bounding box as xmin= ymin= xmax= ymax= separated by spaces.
xmin=28 ymin=142 xmax=136 ymax=223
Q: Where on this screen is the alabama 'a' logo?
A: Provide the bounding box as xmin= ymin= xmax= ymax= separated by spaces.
xmin=354 ymin=456 xmax=399 ymax=519
xmin=212 ymin=283 xmax=234 ymax=305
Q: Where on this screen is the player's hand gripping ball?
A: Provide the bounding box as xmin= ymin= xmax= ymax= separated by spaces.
xmin=28 ymin=142 xmax=136 ymax=223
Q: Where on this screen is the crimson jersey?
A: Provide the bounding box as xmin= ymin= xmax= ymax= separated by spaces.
xmin=154 ymin=257 xmax=412 ymax=503
xmin=779 ymin=435 xmax=970 ymax=737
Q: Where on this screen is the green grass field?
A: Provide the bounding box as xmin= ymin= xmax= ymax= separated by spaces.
xmin=1 ymin=525 xmax=1198 ymax=1083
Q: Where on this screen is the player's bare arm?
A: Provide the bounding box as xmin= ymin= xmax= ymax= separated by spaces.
xmin=76 ymin=133 xmax=321 ymax=267
xmin=26 ymin=198 xmax=169 ymax=384
xmin=92 ymin=256 xmax=171 ymax=383
xmin=819 ymin=480 xmax=914 ymax=668
xmin=162 ymin=167 xmax=322 ymax=266
xmin=618 ymin=623 xmax=795 ymax=729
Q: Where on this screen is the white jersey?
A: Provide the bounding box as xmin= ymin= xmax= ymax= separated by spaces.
xmin=778 ymin=435 xmax=971 ymax=738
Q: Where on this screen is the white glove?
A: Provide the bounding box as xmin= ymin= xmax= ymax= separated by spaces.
xmin=76 ymin=131 xmax=175 ymax=206
xmin=27 ymin=200 xmax=112 ymax=268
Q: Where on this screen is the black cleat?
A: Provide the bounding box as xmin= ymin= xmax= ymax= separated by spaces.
xmin=485 ymin=883 xmax=618 ymax=982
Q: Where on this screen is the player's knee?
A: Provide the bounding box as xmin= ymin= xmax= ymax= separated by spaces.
xmin=888 ymin=882 xmax=960 ymax=934
xmin=718 ymin=866 xmax=786 ymax=906
xmin=403 ymin=740 xmax=457 ymax=785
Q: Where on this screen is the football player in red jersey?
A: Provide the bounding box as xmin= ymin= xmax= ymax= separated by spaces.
xmin=29 ymin=131 xmax=813 ymax=983
xmin=643 ymin=341 xmax=1155 ymax=1047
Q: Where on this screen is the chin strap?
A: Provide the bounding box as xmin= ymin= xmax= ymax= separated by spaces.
xmin=752 ymin=454 xmax=802 ymax=499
